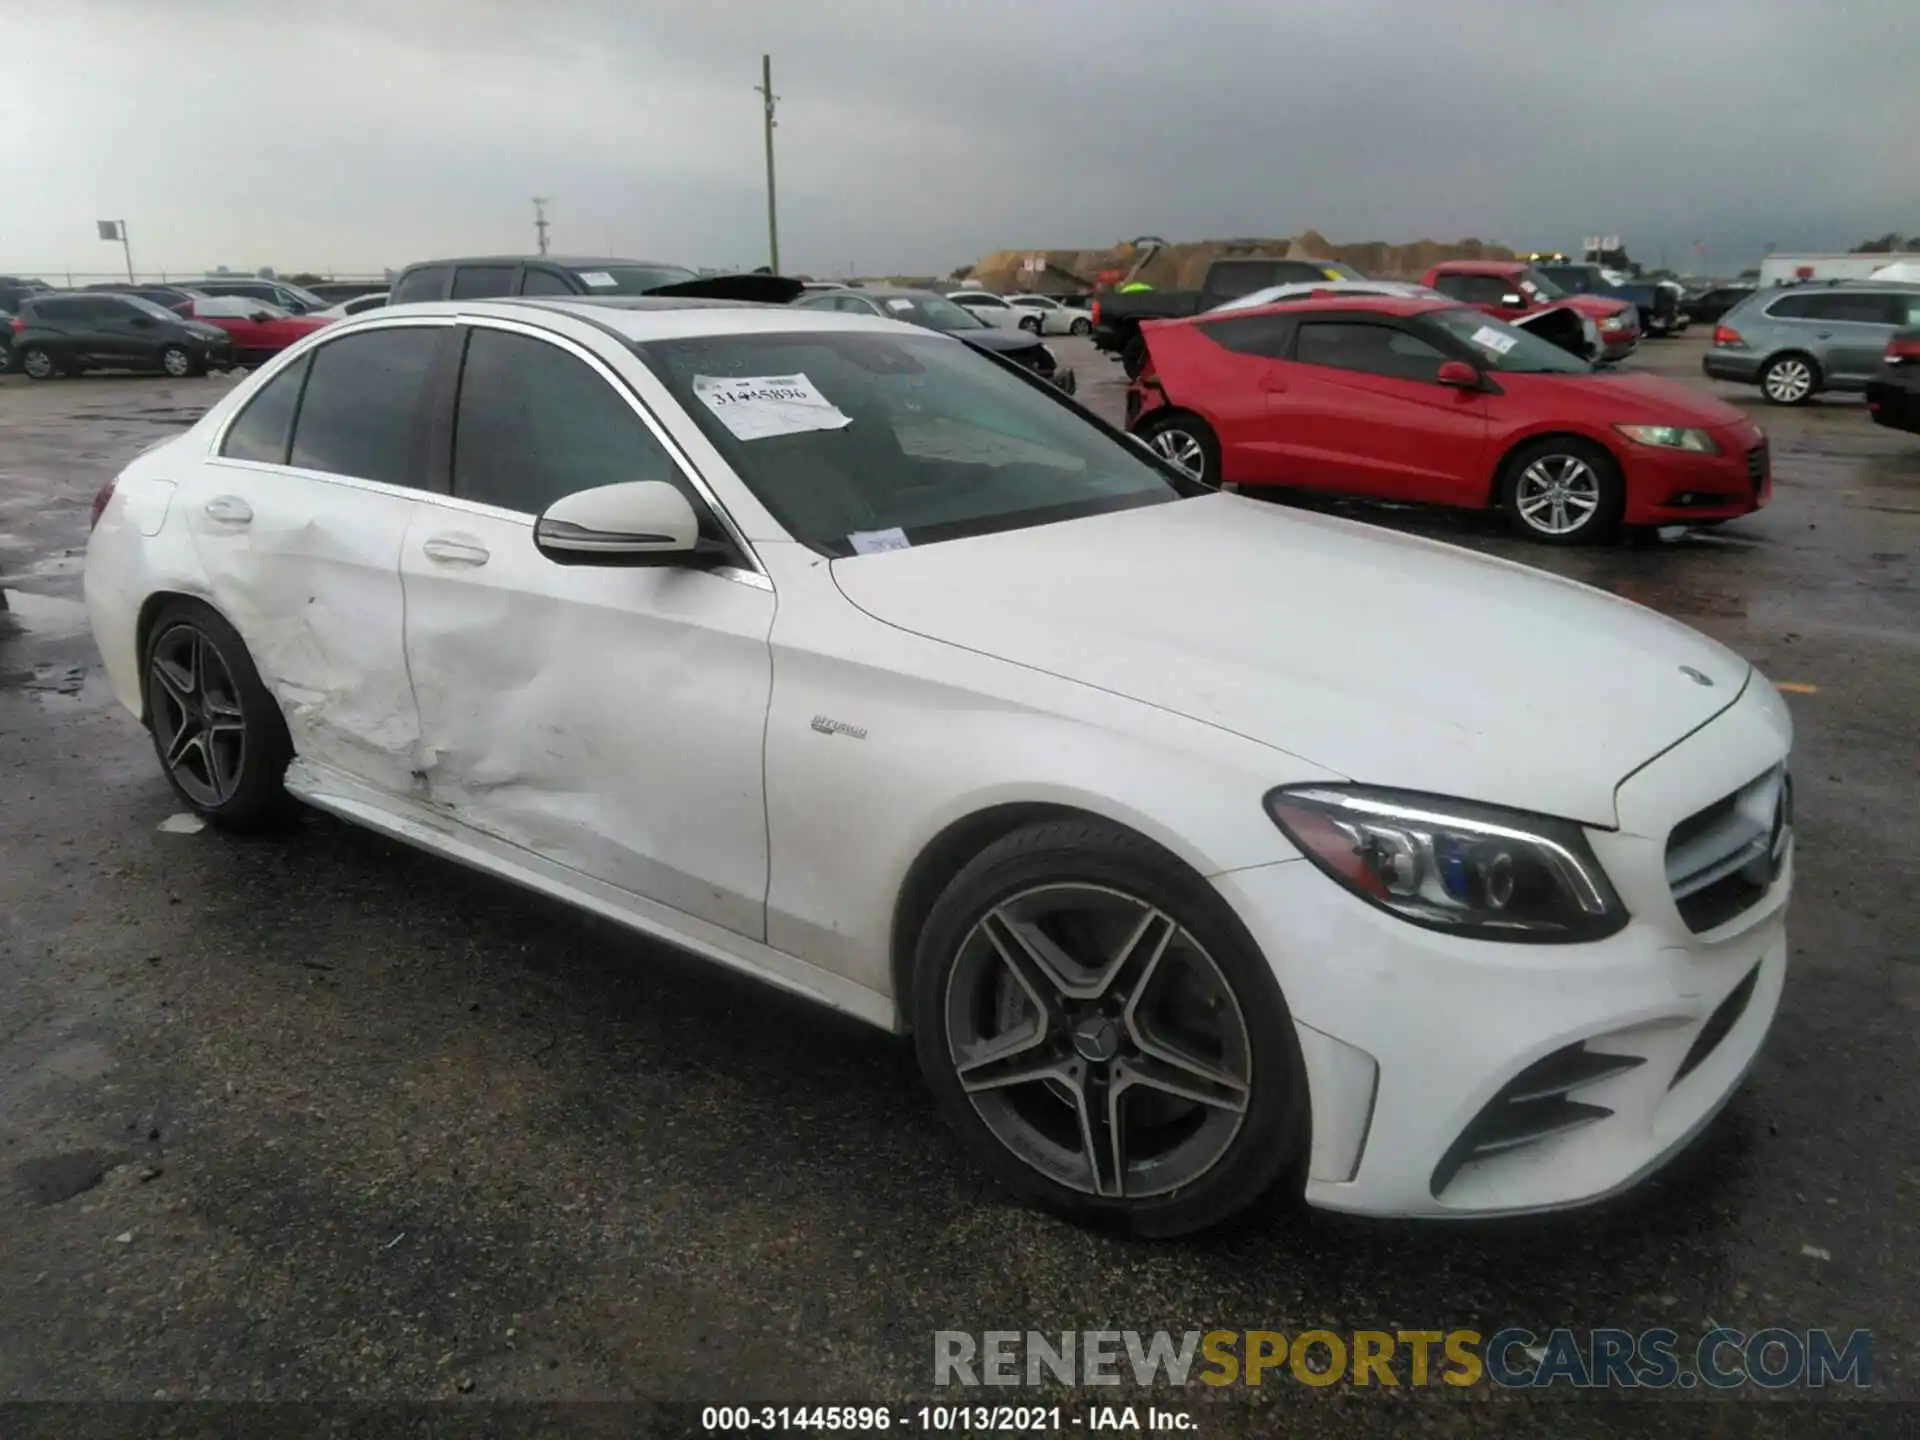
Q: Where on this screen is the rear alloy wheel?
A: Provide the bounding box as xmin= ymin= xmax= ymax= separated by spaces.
xmin=1019 ymin=314 xmax=1042 ymax=334
xmin=1070 ymin=317 xmax=1092 ymax=337
xmin=1500 ymin=438 xmax=1624 ymax=545
xmin=143 ymin=602 xmax=293 ymax=829
xmin=1136 ymin=411 xmax=1219 ymax=486
xmin=1760 ymin=354 xmax=1817 ymax=406
xmin=20 ymin=346 xmax=56 ymax=381
xmin=913 ymin=821 xmax=1308 ymax=1236
xmin=159 ymin=344 xmax=200 ymax=378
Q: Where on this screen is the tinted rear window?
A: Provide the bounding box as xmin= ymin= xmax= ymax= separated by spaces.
xmin=288 ymin=328 xmax=441 ymax=487
xmin=389 ymin=267 xmax=451 ymax=305
xmin=451 ymin=266 xmax=517 ymax=299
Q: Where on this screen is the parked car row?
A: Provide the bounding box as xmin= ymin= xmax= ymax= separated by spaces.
xmin=1122 ymin=292 xmax=1769 ymax=546
xmin=1700 ymin=279 xmax=1920 ymax=405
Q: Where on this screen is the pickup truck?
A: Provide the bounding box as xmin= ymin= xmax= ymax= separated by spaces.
xmin=1092 ymin=256 xmax=1365 ymax=373
xmin=1422 ymin=261 xmax=1641 ymax=363
xmin=1531 ymin=263 xmax=1684 ymax=336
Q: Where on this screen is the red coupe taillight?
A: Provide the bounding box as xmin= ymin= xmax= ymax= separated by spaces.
xmin=1712 ymin=325 xmax=1744 ymax=348
xmin=1090 ymin=299 xmax=1101 ymax=325
xmin=1885 ymin=336 xmax=1920 ymax=364
xmin=8 ymin=315 xmax=22 ymax=334
xmin=89 ymin=481 xmax=117 ymax=531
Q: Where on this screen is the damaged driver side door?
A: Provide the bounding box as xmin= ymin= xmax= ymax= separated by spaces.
xmin=398 ymin=320 xmax=776 ymax=941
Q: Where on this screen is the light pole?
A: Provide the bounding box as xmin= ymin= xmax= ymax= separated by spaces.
xmin=97 ymin=219 xmax=134 ymax=281
xmin=754 ymin=55 xmax=780 ymax=273
xmin=533 ymin=197 xmax=551 ymax=256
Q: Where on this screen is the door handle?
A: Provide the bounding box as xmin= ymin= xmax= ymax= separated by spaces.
xmin=203 ymin=496 xmax=253 ymax=525
xmin=422 ymin=535 xmax=491 ymax=566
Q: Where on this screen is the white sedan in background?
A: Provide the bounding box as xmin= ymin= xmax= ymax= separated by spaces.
xmin=1006 ymin=294 xmax=1093 ymax=337
xmin=1209 ymin=279 xmax=1448 ymax=312
xmin=945 ymin=290 xmax=1028 ymax=329
xmin=84 ymin=299 xmax=1791 ymax=1236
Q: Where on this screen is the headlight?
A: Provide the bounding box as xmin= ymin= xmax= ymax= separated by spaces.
xmin=1599 ymin=316 xmax=1624 ymax=332
xmin=1615 ymin=424 xmax=1719 ymax=453
xmin=1264 ymin=785 xmax=1627 ymax=943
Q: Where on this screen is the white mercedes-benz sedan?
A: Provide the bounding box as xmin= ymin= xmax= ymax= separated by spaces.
xmin=84 ymin=298 xmax=1793 ymax=1235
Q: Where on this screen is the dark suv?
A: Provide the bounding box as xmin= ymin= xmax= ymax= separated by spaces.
xmin=387 ymin=255 xmax=803 ymax=306
xmin=9 ymin=293 xmax=236 ymax=380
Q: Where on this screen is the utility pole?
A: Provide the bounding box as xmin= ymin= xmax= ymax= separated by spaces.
xmin=755 ymin=55 xmax=780 ymax=273
xmin=533 ymin=197 xmax=551 ymax=256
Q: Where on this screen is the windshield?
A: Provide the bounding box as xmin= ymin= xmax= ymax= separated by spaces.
xmin=1426 ymin=306 xmax=1591 ymax=375
xmin=572 ymin=264 xmax=701 ymax=294
xmin=1519 ymin=267 xmax=1566 ymax=300
xmin=640 ymin=331 xmax=1179 ymax=556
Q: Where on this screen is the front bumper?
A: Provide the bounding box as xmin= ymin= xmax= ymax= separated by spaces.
xmin=1214 ymin=676 xmax=1793 ymax=1218
xmin=1702 ymin=349 xmax=1763 ymax=384
xmin=1866 ymin=376 xmax=1920 ymax=434
xmin=1598 ymin=330 xmax=1641 ymax=362
xmin=1619 ymin=431 xmax=1770 ymax=524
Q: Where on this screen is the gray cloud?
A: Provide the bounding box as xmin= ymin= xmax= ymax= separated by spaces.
xmin=5 ymin=0 xmax=1916 ymax=281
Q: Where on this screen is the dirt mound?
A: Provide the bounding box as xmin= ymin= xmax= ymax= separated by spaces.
xmin=965 ymin=234 xmax=1513 ymax=293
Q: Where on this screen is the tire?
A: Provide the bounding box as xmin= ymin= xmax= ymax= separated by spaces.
xmin=159 ymin=344 xmax=202 ymax=379
xmin=1498 ymin=436 xmax=1624 ymax=545
xmin=0 ymin=345 xmax=11 ymax=375
xmin=1135 ymin=409 xmax=1219 ymax=486
xmin=141 ymin=600 xmax=294 ymax=829
xmin=1019 ymin=315 xmax=1042 ymax=335
xmin=1070 ymin=318 xmax=1092 ymax=337
xmin=19 ymin=346 xmax=57 ymax=381
xmin=1760 ymin=353 xmax=1819 ymax=406
xmin=911 ymin=819 xmax=1310 ymax=1237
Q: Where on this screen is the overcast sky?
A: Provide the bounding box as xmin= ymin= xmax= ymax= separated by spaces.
xmin=6 ymin=0 xmax=1917 ymax=282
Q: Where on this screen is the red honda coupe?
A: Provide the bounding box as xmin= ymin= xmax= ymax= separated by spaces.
xmin=183 ymin=295 xmax=332 ymax=369
xmin=1128 ymin=296 xmax=1770 ymax=545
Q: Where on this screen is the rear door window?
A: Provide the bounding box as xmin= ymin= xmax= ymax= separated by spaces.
xmin=1766 ymin=292 xmax=1825 ymax=319
xmin=451 ymin=266 xmax=517 ymax=300
xmin=389 ymin=267 xmax=452 ymax=305
xmin=288 ymin=327 xmax=442 ymax=487
xmin=219 ymin=355 xmax=311 ymax=464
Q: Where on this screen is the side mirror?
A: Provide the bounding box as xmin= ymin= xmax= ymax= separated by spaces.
xmin=1436 ymin=360 xmax=1482 ymax=389
xmin=250 ymin=311 xmax=273 ymax=323
xmin=534 ymin=481 xmax=710 ymax=567
xmin=1499 ymin=293 xmax=1526 ymax=308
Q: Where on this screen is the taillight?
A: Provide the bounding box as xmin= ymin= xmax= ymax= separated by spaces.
xmin=8 ymin=316 xmax=22 ymax=334
xmin=1712 ymin=325 xmax=1744 ymax=348
xmin=1090 ymin=299 xmax=1101 ymax=325
xmin=90 ymin=481 xmax=116 ymax=531
xmin=1886 ymin=336 xmax=1920 ymax=364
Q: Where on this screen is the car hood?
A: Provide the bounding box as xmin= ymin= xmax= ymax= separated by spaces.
xmin=830 ymin=495 xmax=1748 ymax=826
xmin=1562 ymin=295 xmax=1635 ymax=320
xmin=1513 ymin=369 xmax=1757 ymax=431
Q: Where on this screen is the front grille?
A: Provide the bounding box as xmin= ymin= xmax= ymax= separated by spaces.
xmin=1746 ymin=441 xmax=1768 ymax=491
xmin=1666 ymin=766 xmax=1790 ymax=933
xmin=1671 ymin=962 xmax=1761 ymax=1088
xmin=1431 ymin=1043 xmax=1645 ymax=1196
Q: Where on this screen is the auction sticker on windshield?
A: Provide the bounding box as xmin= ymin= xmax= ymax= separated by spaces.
xmin=1470 ymin=326 xmax=1519 ymax=356
xmin=693 ymin=373 xmax=853 ymax=442
xmin=848 ymin=527 xmax=911 ymax=554
xmin=578 ymin=272 xmax=617 ymax=288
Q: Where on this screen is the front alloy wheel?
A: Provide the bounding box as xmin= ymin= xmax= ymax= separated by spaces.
xmin=159 ymin=345 xmax=196 ymax=378
xmin=1761 ymin=356 xmax=1815 ymax=405
xmin=1148 ymin=428 xmax=1207 ymax=481
xmin=913 ymin=819 xmax=1308 ymax=1236
xmin=945 ymin=884 xmax=1252 ymax=1200
xmin=1513 ymin=454 xmax=1601 ymax=537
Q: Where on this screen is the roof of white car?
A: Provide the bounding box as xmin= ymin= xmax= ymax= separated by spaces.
xmin=366 ymin=296 xmax=914 ymax=342
xmin=1212 ymin=280 xmax=1443 ymax=313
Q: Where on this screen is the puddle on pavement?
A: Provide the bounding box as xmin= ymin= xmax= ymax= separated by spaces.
xmin=0 ymin=589 xmax=89 ymax=638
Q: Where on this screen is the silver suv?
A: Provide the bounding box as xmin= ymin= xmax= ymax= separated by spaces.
xmin=1703 ymin=281 xmax=1920 ymax=405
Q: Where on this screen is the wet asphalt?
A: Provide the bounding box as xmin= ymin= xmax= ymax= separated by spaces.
xmin=0 ymin=334 xmax=1916 ymax=1438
